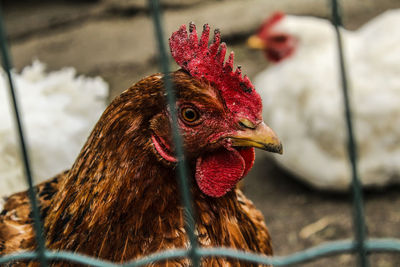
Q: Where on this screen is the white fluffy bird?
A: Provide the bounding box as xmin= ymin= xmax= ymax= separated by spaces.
xmin=0 ymin=61 xmax=108 ymax=199
xmin=248 ymin=10 xmax=400 ymax=190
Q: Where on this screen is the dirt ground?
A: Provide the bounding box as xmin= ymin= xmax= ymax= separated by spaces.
xmin=3 ymin=0 xmax=400 ymax=266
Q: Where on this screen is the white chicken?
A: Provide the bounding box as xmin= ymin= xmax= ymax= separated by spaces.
xmin=249 ymin=10 xmax=400 ymax=190
xmin=0 ymin=61 xmax=108 ymax=200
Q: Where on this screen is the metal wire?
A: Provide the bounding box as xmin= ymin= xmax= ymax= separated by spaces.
xmin=2 ymin=239 xmax=400 ymax=266
xmin=0 ymin=0 xmax=400 ymax=266
xmin=148 ymin=0 xmax=200 ymax=266
xmin=0 ymin=3 xmax=47 ymax=267
xmin=331 ymin=0 xmax=368 ymax=266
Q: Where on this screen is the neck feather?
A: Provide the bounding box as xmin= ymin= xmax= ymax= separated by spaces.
xmin=44 ymin=82 xmax=182 ymax=259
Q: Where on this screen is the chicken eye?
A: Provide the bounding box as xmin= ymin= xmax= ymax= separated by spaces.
xmin=181 ymin=107 xmax=199 ymax=123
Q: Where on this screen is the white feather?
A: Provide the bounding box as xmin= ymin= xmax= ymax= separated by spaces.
xmin=0 ymin=60 xmax=108 ymax=197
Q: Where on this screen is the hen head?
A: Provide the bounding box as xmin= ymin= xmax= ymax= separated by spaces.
xmin=149 ymin=23 xmax=282 ymax=197
xmin=247 ymin=12 xmax=297 ymax=62
xmin=76 ymin=23 xmax=282 ymax=201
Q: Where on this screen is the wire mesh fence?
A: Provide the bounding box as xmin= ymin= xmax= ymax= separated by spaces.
xmin=0 ymin=0 xmax=400 ymax=266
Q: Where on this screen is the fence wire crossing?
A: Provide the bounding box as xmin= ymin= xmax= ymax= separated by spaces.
xmin=1 ymin=0 xmax=400 ymax=266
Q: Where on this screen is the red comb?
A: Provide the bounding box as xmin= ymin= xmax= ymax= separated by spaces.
xmin=257 ymin=11 xmax=285 ymax=39
xmin=169 ymin=23 xmax=262 ymax=122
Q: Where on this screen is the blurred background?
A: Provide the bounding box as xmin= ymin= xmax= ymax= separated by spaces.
xmin=1 ymin=0 xmax=400 ymax=266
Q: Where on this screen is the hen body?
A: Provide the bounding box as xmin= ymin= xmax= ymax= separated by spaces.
xmin=0 ymin=61 xmax=108 ymax=199
xmin=0 ymin=57 xmax=279 ymax=266
xmin=251 ymin=10 xmax=400 ymax=190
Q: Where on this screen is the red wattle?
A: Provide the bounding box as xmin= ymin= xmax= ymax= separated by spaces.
xmin=195 ymin=147 xmax=255 ymax=197
xmin=239 ymin=148 xmax=255 ymax=177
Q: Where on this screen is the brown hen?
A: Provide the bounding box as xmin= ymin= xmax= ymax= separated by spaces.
xmin=0 ymin=23 xmax=282 ymax=266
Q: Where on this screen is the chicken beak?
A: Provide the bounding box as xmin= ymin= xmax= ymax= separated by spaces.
xmin=229 ymin=122 xmax=283 ymax=154
xmin=247 ymin=35 xmax=266 ymax=50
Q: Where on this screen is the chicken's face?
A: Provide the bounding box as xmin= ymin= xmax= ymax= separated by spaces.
xmin=146 ymin=23 xmax=283 ymax=198
xmin=247 ymin=12 xmax=297 ymax=62
xmin=150 ymin=70 xmax=282 ymax=198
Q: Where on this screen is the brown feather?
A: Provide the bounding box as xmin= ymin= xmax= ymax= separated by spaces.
xmin=0 ymin=71 xmax=272 ymax=266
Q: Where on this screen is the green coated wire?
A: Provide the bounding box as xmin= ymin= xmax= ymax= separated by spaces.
xmin=147 ymin=0 xmax=200 ymax=266
xmin=2 ymin=239 xmax=400 ymax=266
xmin=330 ymin=0 xmax=369 ymax=266
xmin=0 ymin=4 xmax=48 ymax=267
